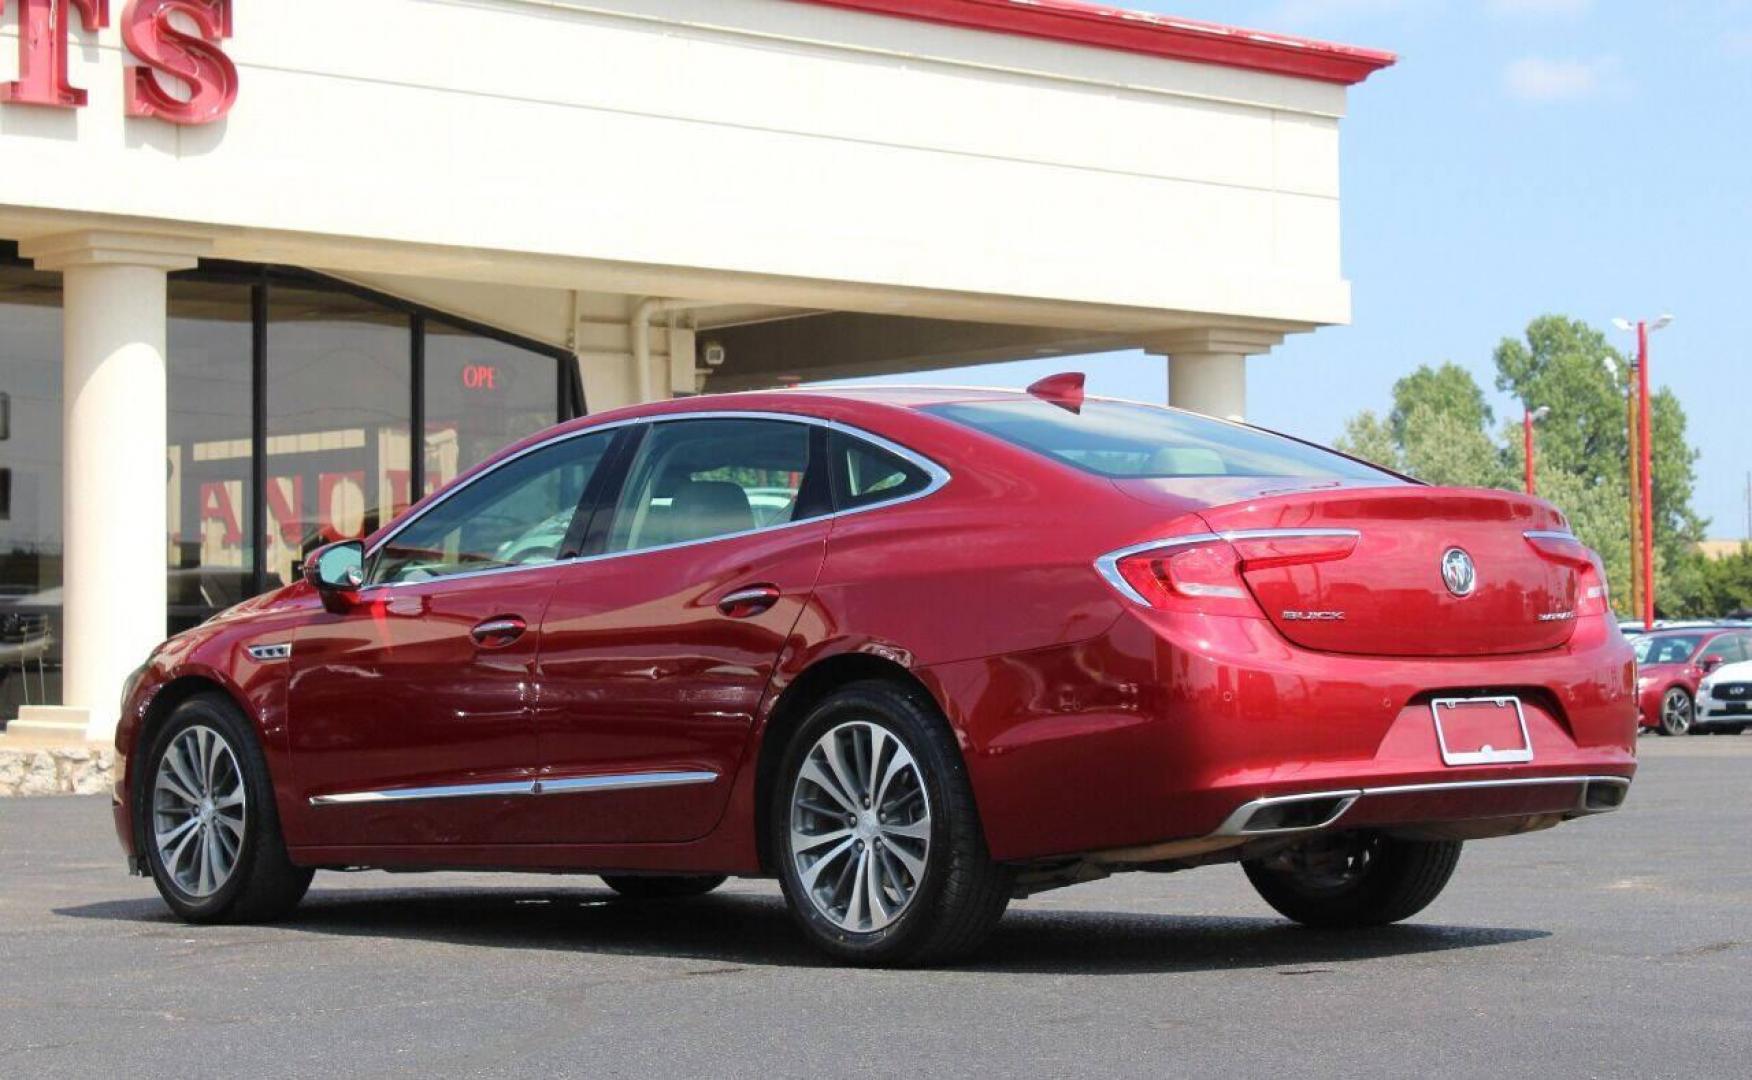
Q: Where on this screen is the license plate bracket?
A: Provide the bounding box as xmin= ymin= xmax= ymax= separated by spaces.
xmin=1431 ymin=695 xmax=1534 ymax=766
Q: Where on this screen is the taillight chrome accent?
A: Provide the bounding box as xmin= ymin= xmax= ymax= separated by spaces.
xmin=1096 ymin=528 xmax=1361 ymax=610
xmin=1524 ymin=530 xmax=1610 ymax=616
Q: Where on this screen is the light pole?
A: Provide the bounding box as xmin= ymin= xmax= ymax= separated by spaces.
xmin=1522 ymin=405 xmax=1550 ymax=495
xmin=1603 ymin=356 xmax=1640 ymax=620
xmin=1613 ymin=314 xmax=1673 ymax=629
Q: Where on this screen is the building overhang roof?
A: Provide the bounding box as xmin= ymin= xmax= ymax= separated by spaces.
xmin=793 ymin=0 xmax=1396 ymax=85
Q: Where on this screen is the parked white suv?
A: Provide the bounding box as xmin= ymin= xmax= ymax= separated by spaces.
xmin=1694 ymin=659 xmax=1752 ymax=734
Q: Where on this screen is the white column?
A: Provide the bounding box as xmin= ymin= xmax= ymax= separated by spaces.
xmin=1146 ymin=328 xmax=1285 ymax=423
xmin=21 ymin=231 xmax=209 ymax=744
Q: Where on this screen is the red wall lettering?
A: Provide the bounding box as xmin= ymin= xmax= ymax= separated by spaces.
xmin=120 ymin=0 xmax=236 ymax=125
xmin=0 ymin=0 xmax=110 ymax=108
xmin=265 ymin=474 xmax=305 ymax=546
xmin=385 ymin=468 xmax=412 ymax=518
xmin=316 ymin=470 xmax=366 ymax=543
xmin=199 ymin=480 xmax=243 ymax=545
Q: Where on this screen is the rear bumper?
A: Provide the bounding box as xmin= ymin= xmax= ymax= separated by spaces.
xmin=934 ymin=608 xmax=1638 ymax=862
xmin=1695 ymin=703 xmax=1752 ymax=728
xmin=1211 ymin=773 xmax=1628 ymax=838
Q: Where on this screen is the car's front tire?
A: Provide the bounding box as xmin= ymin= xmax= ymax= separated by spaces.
xmin=770 ymin=680 xmax=1012 ymax=967
xmin=1658 ymin=687 xmax=1694 ymax=736
xmin=600 ymin=874 xmax=727 ymax=899
xmin=141 ymin=693 xmax=312 ymax=923
xmin=1243 ymin=833 xmax=1461 ymax=928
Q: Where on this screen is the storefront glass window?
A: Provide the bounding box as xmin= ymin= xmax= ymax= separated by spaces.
xmin=264 ymin=288 xmax=412 ymax=590
xmin=425 ymin=321 xmax=564 ymax=487
xmin=0 ymin=264 xmax=64 ymax=722
xmin=167 ymin=281 xmax=256 ymax=632
xmin=2 ymin=254 xmax=570 ymax=723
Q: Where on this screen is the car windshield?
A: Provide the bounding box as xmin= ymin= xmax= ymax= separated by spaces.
xmin=1634 ymin=635 xmax=1703 ymax=664
xmin=922 ymin=399 xmax=1396 ymax=480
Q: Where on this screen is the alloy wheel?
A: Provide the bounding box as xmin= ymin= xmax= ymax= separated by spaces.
xmin=1661 ymin=689 xmax=1693 ymax=735
xmin=152 ymin=725 xmax=247 ymax=898
xmin=788 ymin=720 xmax=932 ymax=933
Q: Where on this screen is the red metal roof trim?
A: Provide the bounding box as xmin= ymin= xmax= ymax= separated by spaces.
xmin=790 ymin=0 xmax=1396 ymax=85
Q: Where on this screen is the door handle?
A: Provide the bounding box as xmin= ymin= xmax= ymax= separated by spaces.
xmin=717 ymin=585 xmax=781 ymax=618
xmin=471 ymin=616 xmax=527 ymax=648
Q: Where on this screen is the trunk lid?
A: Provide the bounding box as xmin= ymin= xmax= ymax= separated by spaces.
xmin=1189 ymin=486 xmax=1580 ymax=657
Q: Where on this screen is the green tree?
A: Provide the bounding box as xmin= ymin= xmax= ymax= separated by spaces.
xmin=1493 ymin=315 xmax=1706 ymax=611
xmin=1335 ymin=316 xmax=1722 ymax=616
xmin=1335 ymin=409 xmax=1401 ymax=473
xmin=1335 ymin=362 xmax=1506 ymax=488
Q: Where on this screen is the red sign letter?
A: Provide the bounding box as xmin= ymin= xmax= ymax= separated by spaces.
xmin=120 ymin=0 xmax=236 ymax=125
xmin=0 ymin=0 xmax=109 ymax=108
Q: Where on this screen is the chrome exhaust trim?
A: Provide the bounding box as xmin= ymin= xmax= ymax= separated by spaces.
xmin=1213 ymin=774 xmax=1631 ymax=839
xmin=1215 ymin=790 xmax=1361 ymax=836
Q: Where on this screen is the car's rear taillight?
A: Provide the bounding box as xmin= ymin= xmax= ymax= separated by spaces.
xmin=1098 ymin=529 xmax=1359 ymax=615
xmin=1524 ymin=530 xmax=1609 ymax=616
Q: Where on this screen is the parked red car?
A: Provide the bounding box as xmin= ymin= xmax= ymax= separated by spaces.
xmin=112 ymin=381 xmax=1637 ymax=965
xmin=1633 ymin=626 xmax=1752 ymax=735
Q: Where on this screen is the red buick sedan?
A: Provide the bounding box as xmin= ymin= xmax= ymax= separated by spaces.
xmin=112 ymin=380 xmax=1637 ymax=965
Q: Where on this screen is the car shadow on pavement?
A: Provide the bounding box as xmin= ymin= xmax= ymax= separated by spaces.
xmin=55 ymin=886 xmax=1549 ymax=975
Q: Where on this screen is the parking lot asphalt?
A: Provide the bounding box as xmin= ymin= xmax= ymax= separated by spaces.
xmin=3 ymin=736 xmax=1749 ymax=1079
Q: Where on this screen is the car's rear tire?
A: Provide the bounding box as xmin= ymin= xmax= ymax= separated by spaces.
xmin=1243 ymin=833 xmax=1461 ymax=928
xmin=141 ymin=693 xmax=313 ymax=923
xmin=600 ymin=874 xmax=726 ymax=899
xmin=770 ymin=680 xmax=1012 ymax=967
xmin=1658 ymin=687 xmax=1693 ymax=736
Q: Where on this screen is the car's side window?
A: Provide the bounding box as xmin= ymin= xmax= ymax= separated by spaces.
xmin=605 ymin=418 xmax=816 ymax=554
xmin=368 ymin=430 xmax=613 ymax=585
xmin=828 ymin=430 xmax=932 ymax=511
xmin=1719 ymin=636 xmax=1748 ymax=663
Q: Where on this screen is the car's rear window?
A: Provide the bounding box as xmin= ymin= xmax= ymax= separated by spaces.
xmin=923 ymin=399 xmax=1394 ymax=481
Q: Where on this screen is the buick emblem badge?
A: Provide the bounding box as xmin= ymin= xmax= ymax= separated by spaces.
xmin=1441 ymin=547 xmax=1477 ymax=598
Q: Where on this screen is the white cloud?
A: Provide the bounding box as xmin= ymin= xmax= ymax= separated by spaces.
xmin=1486 ymin=0 xmax=1593 ymax=16
xmin=1502 ymin=54 xmax=1621 ymax=102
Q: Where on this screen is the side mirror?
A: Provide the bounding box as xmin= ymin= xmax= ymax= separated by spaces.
xmin=303 ymin=540 xmax=365 ymax=610
xmin=1699 ymin=654 xmax=1724 ymax=673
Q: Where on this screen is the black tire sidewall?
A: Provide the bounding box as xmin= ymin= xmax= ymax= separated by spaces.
xmin=769 ymin=683 xmax=963 ymax=963
xmin=140 ymin=695 xmax=278 ymax=922
xmin=1244 ymin=834 xmax=1461 ymax=928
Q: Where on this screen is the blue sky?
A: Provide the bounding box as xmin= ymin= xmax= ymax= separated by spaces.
xmin=827 ymin=0 xmax=1752 ymax=538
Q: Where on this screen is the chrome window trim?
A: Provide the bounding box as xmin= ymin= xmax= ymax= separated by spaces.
xmin=308 ymin=769 xmax=718 ymax=806
xmin=359 ymin=410 xmax=951 ymax=591
xmin=1094 ymin=528 xmax=1362 ymax=608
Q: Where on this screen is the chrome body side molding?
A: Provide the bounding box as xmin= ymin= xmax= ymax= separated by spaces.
xmin=309 ymin=770 xmax=718 ymax=807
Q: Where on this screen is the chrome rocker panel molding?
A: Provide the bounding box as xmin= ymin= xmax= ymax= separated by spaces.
xmin=1212 ymin=774 xmax=1632 ymax=837
xmin=309 ymin=770 xmax=718 ymax=807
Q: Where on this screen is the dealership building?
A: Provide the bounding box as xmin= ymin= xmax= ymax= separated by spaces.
xmin=0 ymin=0 xmax=1391 ymax=745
